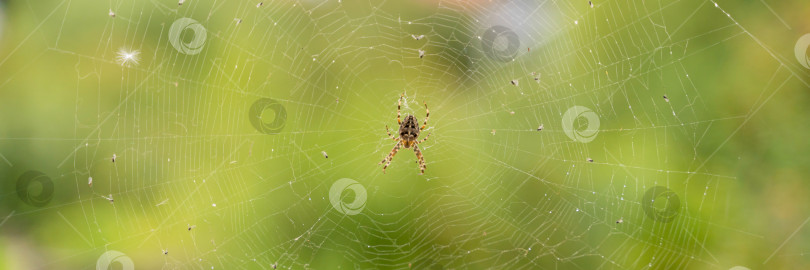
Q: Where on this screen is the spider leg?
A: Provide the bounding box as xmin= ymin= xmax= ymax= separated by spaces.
xmin=413 ymin=144 xmax=426 ymax=175
xmin=379 ymin=141 xmax=402 ymax=174
xmin=418 ymin=132 xmax=431 ymax=144
xmin=420 ymin=101 xmax=429 ymax=130
xmin=385 ymin=125 xmax=398 ymax=141
xmin=397 ymin=93 xmax=403 ymax=124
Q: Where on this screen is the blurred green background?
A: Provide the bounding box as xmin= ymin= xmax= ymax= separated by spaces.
xmin=1 ymin=0 xmax=810 ymax=269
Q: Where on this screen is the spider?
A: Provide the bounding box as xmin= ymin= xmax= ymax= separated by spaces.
xmin=379 ymin=93 xmax=431 ymax=174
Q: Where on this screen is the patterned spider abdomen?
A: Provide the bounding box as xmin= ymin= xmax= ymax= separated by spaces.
xmin=399 ymin=115 xmax=420 ymax=148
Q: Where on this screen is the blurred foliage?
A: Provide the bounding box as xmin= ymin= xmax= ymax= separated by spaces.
xmin=1 ymin=0 xmax=810 ymax=269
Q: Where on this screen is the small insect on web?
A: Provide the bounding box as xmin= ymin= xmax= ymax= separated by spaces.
xmin=102 ymin=194 xmax=114 ymax=204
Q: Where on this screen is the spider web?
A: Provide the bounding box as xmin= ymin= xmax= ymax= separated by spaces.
xmin=1 ymin=0 xmax=810 ymax=269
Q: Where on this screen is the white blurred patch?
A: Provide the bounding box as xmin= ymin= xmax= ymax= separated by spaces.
xmin=475 ymin=0 xmax=562 ymax=56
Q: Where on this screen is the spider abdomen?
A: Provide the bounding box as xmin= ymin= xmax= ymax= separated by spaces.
xmin=399 ymin=115 xmax=420 ymax=148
